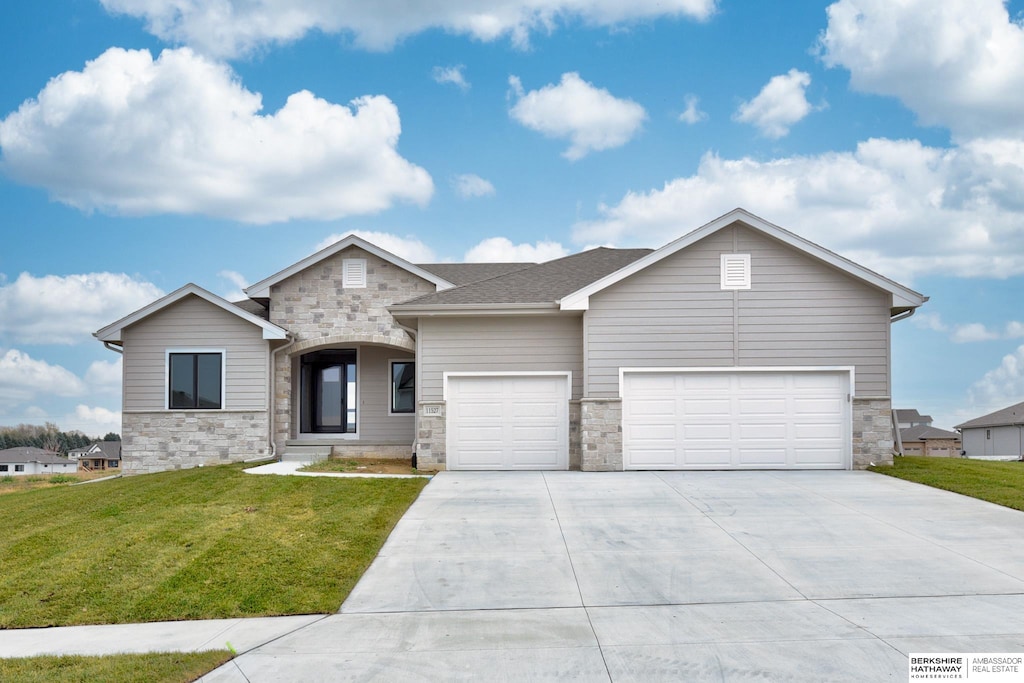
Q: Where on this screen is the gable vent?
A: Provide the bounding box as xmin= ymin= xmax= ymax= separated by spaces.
xmin=342 ymin=258 xmax=367 ymax=288
xmin=720 ymin=254 xmax=751 ymax=290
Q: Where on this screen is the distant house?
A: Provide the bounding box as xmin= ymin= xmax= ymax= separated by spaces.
xmin=956 ymin=401 xmax=1024 ymax=461
xmin=0 ymin=447 xmax=77 ymax=476
xmin=67 ymin=442 xmax=122 ymax=471
xmin=894 ymin=409 xmax=933 ymax=430
xmin=892 ymin=409 xmax=961 ymax=457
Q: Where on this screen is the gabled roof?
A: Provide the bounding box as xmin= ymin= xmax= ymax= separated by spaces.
xmin=94 ymin=284 xmax=288 ymax=343
xmin=391 ymin=248 xmax=653 ymax=310
xmin=560 ymin=208 xmax=928 ymax=313
xmin=417 ymin=263 xmax=534 ymax=286
xmin=245 ymin=234 xmax=455 ymax=299
xmin=956 ymin=400 xmax=1024 ymax=430
xmin=901 ymin=425 xmax=960 ymax=441
xmin=894 ymin=409 xmax=933 ymax=424
xmin=0 ymin=447 xmax=71 ymax=464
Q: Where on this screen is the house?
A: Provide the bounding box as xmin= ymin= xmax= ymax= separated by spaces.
xmin=899 ymin=425 xmax=961 ymax=457
xmin=956 ymin=401 xmax=1024 ymax=461
xmin=67 ymin=442 xmax=122 ymax=471
xmin=0 ymin=447 xmax=77 ymax=476
xmin=894 ymin=408 xmax=933 ymax=430
xmin=94 ymin=208 xmax=927 ymax=474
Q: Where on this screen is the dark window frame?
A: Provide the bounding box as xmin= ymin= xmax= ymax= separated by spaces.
xmin=390 ymin=360 xmax=415 ymax=414
xmin=168 ymin=352 xmax=223 ymax=410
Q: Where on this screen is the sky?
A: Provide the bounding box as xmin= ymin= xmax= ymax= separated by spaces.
xmin=2 ymin=0 xmax=1024 ymax=436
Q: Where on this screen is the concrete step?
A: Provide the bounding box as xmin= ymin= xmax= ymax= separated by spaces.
xmin=280 ymin=445 xmax=331 ymax=463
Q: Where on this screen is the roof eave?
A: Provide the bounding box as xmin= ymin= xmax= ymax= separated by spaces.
xmin=388 ymin=302 xmax=562 ymax=316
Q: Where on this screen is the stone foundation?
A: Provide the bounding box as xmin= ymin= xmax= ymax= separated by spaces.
xmin=415 ymin=402 xmax=446 ymax=471
xmin=853 ymin=397 xmax=894 ymax=468
xmin=328 ymin=443 xmax=413 ymax=459
xmin=569 ymin=400 xmax=581 ymax=470
xmin=580 ymin=398 xmax=623 ymax=471
xmin=122 ymin=410 xmax=268 ymax=475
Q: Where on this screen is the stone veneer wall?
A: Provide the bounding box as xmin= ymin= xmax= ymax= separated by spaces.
xmin=580 ymin=398 xmax=623 ymax=471
xmin=852 ymin=397 xmax=894 ymax=468
xmin=268 ymin=247 xmax=432 ymax=449
xmin=122 ymin=411 xmax=268 ymax=475
xmin=415 ymin=402 xmax=446 ymax=471
xmin=569 ymin=400 xmax=581 ymax=470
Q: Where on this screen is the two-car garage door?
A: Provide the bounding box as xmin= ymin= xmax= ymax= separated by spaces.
xmin=623 ymin=370 xmax=851 ymax=470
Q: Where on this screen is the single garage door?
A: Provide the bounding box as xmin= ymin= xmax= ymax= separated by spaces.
xmin=623 ymin=369 xmax=850 ymax=470
xmin=446 ymin=374 xmax=569 ymax=470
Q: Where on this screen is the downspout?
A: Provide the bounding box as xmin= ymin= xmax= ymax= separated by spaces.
xmin=267 ymin=333 xmax=297 ymax=459
xmin=394 ymin=321 xmax=419 ymax=465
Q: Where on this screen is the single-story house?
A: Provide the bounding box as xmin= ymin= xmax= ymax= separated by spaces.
xmin=0 ymin=447 xmax=77 ymax=475
xmin=95 ymin=208 xmax=927 ymax=474
xmin=956 ymin=401 xmax=1024 ymax=460
xmin=67 ymin=441 xmax=122 ymax=471
xmin=899 ymin=425 xmax=961 ymax=457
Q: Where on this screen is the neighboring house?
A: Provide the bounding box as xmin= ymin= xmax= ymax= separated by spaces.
xmin=956 ymin=401 xmax=1024 ymax=461
xmin=68 ymin=442 xmax=122 ymax=471
xmin=95 ymin=208 xmax=927 ymax=474
xmin=899 ymin=425 xmax=961 ymax=458
xmin=0 ymin=447 xmax=77 ymax=476
xmin=894 ymin=408 xmax=933 ymax=430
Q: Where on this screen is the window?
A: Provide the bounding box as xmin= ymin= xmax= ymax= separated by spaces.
xmin=168 ymin=352 xmax=222 ymax=409
xmin=720 ymin=254 xmax=751 ymax=290
xmin=343 ymin=258 xmax=367 ymax=288
xmin=390 ymin=361 xmax=415 ymax=414
xmin=987 ymin=429 xmax=991 ymax=439
xmin=15 ymin=465 xmax=24 ymax=472
xmin=109 ymin=460 xmax=119 ymax=468
xmin=0 ymin=465 xmax=7 ymax=472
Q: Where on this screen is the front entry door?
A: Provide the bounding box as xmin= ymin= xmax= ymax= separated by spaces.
xmin=301 ymin=350 xmax=357 ymax=434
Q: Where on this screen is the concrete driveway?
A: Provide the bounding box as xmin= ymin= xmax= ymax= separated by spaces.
xmin=206 ymin=470 xmax=1024 ymax=681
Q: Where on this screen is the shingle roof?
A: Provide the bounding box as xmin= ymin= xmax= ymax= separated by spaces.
xmin=231 ymin=299 xmax=269 ymax=320
xmin=0 ymin=447 xmax=72 ymax=464
xmin=416 ymin=263 xmax=535 ymax=286
xmin=956 ymin=400 xmax=1024 ymax=429
xmin=894 ymin=409 xmax=933 ymax=424
xmin=395 ymin=248 xmax=654 ymax=307
xmin=901 ymin=425 xmax=960 ymax=441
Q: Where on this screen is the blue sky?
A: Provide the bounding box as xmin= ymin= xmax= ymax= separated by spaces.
xmin=2 ymin=0 xmax=1024 ymax=435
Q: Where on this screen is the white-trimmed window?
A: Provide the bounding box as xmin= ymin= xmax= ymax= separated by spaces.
xmin=720 ymin=254 xmax=751 ymax=290
xmin=343 ymin=258 xmax=367 ymax=288
xmin=389 ymin=360 xmax=415 ymax=414
xmin=167 ymin=349 xmax=225 ymax=409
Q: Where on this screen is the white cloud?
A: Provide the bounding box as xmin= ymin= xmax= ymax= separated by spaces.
xmin=573 ymin=137 xmax=1024 ymax=280
xmin=0 ymin=47 xmax=433 ymax=224
xmin=464 ymin=237 xmax=569 ymax=263
xmin=452 ymin=173 xmax=496 ymax=199
xmin=85 ymin=358 xmax=122 ymax=393
xmin=819 ymin=0 xmax=1024 ymax=140
xmin=508 ymin=73 xmax=647 ymax=160
xmin=967 ymin=344 xmax=1024 ymax=413
xmin=0 ymin=350 xmax=85 ymax=407
xmin=71 ymin=404 xmax=123 ymax=431
xmin=100 ymin=0 xmax=717 ymax=57
xmin=433 ymin=65 xmax=470 ymax=90
xmin=219 ymin=270 xmax=249 ymax=302
xmin=678 ymin=94 xmax=707 ymax=124
xmin=911 ymin=313 xmax=1024 ymax=343
xmin=0 ymin=272 xmax=163 ymax=345
xmin=314 ymin=231 xmax=437 ymax=263
xmin=734 ymin=69 xmax=815 ymax=138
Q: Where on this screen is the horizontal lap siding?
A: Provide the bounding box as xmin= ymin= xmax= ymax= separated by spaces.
xmin=586 ymin=224 xmax=891 ymax=397
xmin=357 ymin=345 xmax=414 ymax=442
xmin=419 ymin=316 xmax=583 ymax=401
xmin=123 ymin=296 xmax=269 ymax=411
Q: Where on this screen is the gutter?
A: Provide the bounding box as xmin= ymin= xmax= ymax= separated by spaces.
xmin=103 ymin=341 xmax=123 ymax=355
xmin=890 ymin=308 xmax=916 ymax=323
xmin=267 ymin=332 xmax=297 ymax=459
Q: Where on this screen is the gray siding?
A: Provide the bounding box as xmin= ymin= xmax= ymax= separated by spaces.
xmin=419 ymin=315 xmax=584 ymax=401
xmin=586 ymin=223 xmax=891 ymax=397
xmin=962 ymin=425 xmax=1024 ymax=458
xmin=122 ymin=295 xmax=269 ymax=411
xmin=356 ymin=345 xmax=414 ymax=442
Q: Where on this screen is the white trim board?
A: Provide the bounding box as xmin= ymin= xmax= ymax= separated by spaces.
xmin=442 ymin=371 xmax=572 ymax=401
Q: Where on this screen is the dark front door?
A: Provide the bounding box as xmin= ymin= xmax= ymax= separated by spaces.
xmin=301 ymin=350 xmax=357 ymax=434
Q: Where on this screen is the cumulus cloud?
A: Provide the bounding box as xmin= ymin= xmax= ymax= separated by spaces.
xmin=452 ymin=173 xmax=496 ymax=199
xmin=734 ymin=69 xmax=815 ymax=138
xmin=72 ymin=404 xmax=123 ymax=431
xmin=433 ymin=65 xmax=470 ymax=90
xmin=100 ymin=0 xmax=717 ymax=57
xmin=508 ymin=73 xmax=647 ymax=160
xmin=0 ymin=272 xmax=163 ymax=345
xmin=0 ymin=47 xmax=433 ymax=224
xmin=465 ymin=237 xmax=569 ymax=263
xmin=0 ymin=350 xmax=85 ymax=407
xmin=314 ymin=231 xmax=437 ymax=263
xmin=678 ymin=94 xmax=708 ymax=124
xmin=967 ymin=344 xmax=1024 ymax=413
xmin=85 ymin=358 xmax=122 ymax=393
xmin=219 ymin=270 xmax=249 ymax=302
xmin=573 ymin=137 xmax=1024 ymax=280
xmin=819 ymin=0 xmax=1024 ymax=140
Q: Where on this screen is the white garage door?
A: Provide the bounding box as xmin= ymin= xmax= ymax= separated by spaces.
xmin=446 ymin=374 xmax=569 ymax=470
xmin=623 ymin=370 xmax=850 ymax=470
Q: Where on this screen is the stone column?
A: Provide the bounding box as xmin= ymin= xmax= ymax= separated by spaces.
xmin=580 ymin=398 xmax=623 ymax=471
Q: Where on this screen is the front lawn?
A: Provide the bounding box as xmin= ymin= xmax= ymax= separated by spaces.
xmin=870 ymin=456 xmax=1024 ymax=511
xmin=0 ymin=650 xmax=232 ymax=683
xmin=0 ymin=463 xmax=426 ymax=628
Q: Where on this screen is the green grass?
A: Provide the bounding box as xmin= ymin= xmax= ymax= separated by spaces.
xmin=870 ymin=456 xmax=1024 ymax=511
xmin=0 ymin=650 xmax=232 ymax=683
xmin=0 ymin=463 xmax=427 ymax=628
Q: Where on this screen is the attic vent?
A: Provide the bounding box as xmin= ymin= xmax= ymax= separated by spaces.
xmin=342 ymin=258 xmax=367 ymax=288
xmin=721 ymin=254 xmax=751 ymax=290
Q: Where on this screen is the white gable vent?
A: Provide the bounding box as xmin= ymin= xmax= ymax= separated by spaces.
xmin=720 ymin=254 xmax=751 ymax=290
xmin=342 ymin=258 xmax=367 ymax=288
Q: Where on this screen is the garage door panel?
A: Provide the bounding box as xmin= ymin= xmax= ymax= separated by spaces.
xmin=738 ymin=398 xmax=787 ymax=416
xmin=793 ymin=373 xmax=843 ymax=389
xmin=628 ymin=399 xmax=676 ymax=417
xmin=737 ymin=374 xmax=787 ymax=390
xmin=685 ymin=423 xmax=731 ymax=440
xmin=738 ymin=448 xmax=788 ymax=465
xmin=511 ymin=402 xmax=560 ymax=419
xmin=455 ymin=401 xmax=505 ymax=419
xmin=740 ymin=422 xmax=787 ymax=439
xmin=684 ymin=399 xmax=731 ymax=415
xmin=683 ymin=449 xmax=733 ymax=466
xmin=680 ymin=374 xmax=731 ymax=391
xmin=794 ymin=448 xmax=845 ymax=465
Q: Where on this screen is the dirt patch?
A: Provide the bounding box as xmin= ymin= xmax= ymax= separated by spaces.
xmin=0 ymin=470 xmax=118 ymax=495
xmin=300 ymin=458 xmax=420 ymax=475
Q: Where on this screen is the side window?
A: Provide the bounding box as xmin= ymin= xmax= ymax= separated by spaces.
xmin=169 ymin=352 xmax=223 ymax=409
xmin=0 ymin=465 xmax=7 ymax=472
xmin=15 ymin=465 xmax=25 ymax=472
xmin=390 ymin=361 xmax=415 ymax=414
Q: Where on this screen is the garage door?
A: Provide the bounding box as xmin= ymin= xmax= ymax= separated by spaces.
xmin=446 ymin=374 xmax=569 ymax=470
xmin=623 ymin=370 xmax=850 ymax=470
